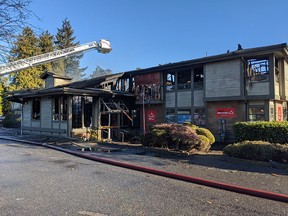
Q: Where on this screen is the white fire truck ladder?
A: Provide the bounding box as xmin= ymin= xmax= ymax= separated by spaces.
xmin=0 ymin=39 xmax=112 ymax=76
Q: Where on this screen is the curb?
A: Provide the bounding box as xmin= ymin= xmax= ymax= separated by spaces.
xmin=1 ymin=136 xmax=288 ymax=203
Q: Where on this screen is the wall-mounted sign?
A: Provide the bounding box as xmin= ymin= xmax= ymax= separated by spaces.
xmin=277 ymin=106 xmax=283 ymax=121
xmin=216 ymin=108 xmax=236 ymax=118
xmin=146 ymin=110 xmax=156 ymax=122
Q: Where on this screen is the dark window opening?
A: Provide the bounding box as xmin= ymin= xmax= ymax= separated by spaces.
xmin=52 ymin=96 xmax=67 ymax=121
xmin=116 ymin=77 xmax=134 ymax=92
xmin=194 ymin=67 xmax=204 ymax=89
xmin=177 ymin=70 xmax=191 ymax=90
xmin=32 ymin=98 xmax=40 ymax=120
xmin=246 ymin=58 xmax=269 ymax=82
xmin=72 ymin=96 xmax=82 ymax=128
xmin=135 ymin=84 xmax=161 ymax=101
xmin=84 ymin=97 xmax=92 ymax=127
xmin=166 ymin=72 xmax=175 ymax=91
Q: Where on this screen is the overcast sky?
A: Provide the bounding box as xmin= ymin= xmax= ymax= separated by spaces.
xmin=29 ymin=0 xmax=288 ymax=77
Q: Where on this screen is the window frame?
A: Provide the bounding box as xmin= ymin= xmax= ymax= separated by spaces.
xmin=32 ymin=98 xmax=41 ymax=120
xmin=248 ymin=106 xmax=265 ymax=121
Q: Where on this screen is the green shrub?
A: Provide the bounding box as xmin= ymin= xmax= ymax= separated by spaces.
xmin=3 ymin=112 xmax=21 ymax=128
xmin=196 ymin=127 xmax=215 ymax=145
xmin=234 ymin=121 xmax=288 ymax=144
xmin=223 ymin=140 xmax=288 ymax=162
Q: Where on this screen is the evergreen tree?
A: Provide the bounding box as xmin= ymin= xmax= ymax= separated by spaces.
xmin=90 ymin=66 xmax=112 ymax=78
xmin=54 ymin=18 xmax=86 ymax=80
xmin=8 ymin=27 xmax=43 ymax=91
xmin=39 ymin=30 xmax=54 ymax=72
xmin=0 ymin=76 xmax=11 ymax=115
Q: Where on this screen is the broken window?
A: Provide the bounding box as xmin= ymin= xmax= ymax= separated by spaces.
xmin=177 ymin=70 xmax=191 ymax=90
xmin=32 ymin=98 xmax=40 ymax=120
xmin=135 ymin=84 xmax=161 ymax=101
xmin=166 ymin=72 xmax=175 ymax=91
xmin=194 ymin=67 xmax=204 ymax=89
xmin=84 ymin=97 xmax=92 ymax=127
xmin=72 ymin=96 xmax=82 ymax=128
xmin=246 ymin=58 xmax=269 ymax=82
xmin=52 ymin=96 xmax=67 ymax=121
xmin=115 ymin=77 xmax=134 ymax=92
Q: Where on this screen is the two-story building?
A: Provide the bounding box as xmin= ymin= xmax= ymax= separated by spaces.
xmin=7 ymin=43 xmax=288 ymax=142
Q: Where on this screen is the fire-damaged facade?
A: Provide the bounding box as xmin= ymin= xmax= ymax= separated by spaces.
xmin=6 ymin=43 xmax=288 ymax=142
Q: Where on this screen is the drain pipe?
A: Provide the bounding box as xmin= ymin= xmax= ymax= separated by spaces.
xmin=1 ymin=136 xmax=288 ymax=203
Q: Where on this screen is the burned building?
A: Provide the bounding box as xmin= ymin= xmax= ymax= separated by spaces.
xmin=7 ymin=43 xmax=288 ymax=142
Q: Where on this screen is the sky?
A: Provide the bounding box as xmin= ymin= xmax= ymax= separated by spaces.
xmin=28 ymin=0 xmax=288 ymax=78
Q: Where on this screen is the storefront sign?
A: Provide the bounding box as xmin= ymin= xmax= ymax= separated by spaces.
xmin=146 ymin=110 xmax=156 ymax=122
xmin=216 ymin=108 xmax=236 ymax=118
xmin=277 ymin=106 xmax=283 ymax=121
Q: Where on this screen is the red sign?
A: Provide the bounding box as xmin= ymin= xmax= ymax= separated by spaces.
xmin=146 ymin=110 xmax=156 ymax=122
xmin=277 ymin=106 xmax=282 ymax=121
xmin=216 ymin=108 xmax=236 ymax=118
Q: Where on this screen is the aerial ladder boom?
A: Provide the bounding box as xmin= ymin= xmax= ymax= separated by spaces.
xmin=0 ymin=39 xmax=112 ymax=76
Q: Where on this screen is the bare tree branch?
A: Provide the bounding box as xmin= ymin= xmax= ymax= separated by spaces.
xmin=0 ymin=0 xmax=35 ymax=63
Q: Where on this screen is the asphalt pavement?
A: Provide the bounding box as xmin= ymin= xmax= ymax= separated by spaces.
xmin=0 ymin=127 xmax=288 ymax=201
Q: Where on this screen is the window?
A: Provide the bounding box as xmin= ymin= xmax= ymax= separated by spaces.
xmin=194 ymin=67 xmax=204 ymax=89
xmin=135 ymin=84 xmax=161 ymax=101
xmin=72 ymin=96 xmax=82 ymax=128
xmin=32 ymin=98 xmax=40 ymax=120
xmin=194 ymin=108 xmax=205 ymax=126
xmin=166 ymin=72 xmax=175 ymax=91
xmin=270 ymin=107 xmax=274 ymax=121
xmin=52 ymin=96 xmax=68 ymax=121
xmin=248 ymin=107 xmax=265 ymax=121
xmin=177 ymin=70 xmax=191 ymax=90
xmin=275 ymin=58 xmax=279 ymax=83
xmin=246 ymin=58 xmax=269 ymax=82
xmin=166 ymin=109 xmax=176 ymax=123
xmin=84 ymin=97 xmax=92 ymax=127
xmin=177 ymin=110 xmax=191 ymax=124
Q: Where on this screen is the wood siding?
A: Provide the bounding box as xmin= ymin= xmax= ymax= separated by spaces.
xmin=40 ymin=97 xmax=51 ymax=128
xmin=177 ymin=91 xmax=191 ymax=107
xmin=165 ymin=92 xmax=176 ymax=107
xmin=22 ymin=102 xmax=31 ymax=127
xmin=194 ymin=90 xmax=204 ymax=107
xmin=205 ymin=59 xmax=241 ymax=98
xmin=246 ymin=82 xmax=269 ymax=96
xmin=285 ymin=61 xmax=288 ymax=97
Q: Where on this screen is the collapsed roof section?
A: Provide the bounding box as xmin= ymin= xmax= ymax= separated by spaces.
xmin=6 ymin=72 xmax=134 ymax=103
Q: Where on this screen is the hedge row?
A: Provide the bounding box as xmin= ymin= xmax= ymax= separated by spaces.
xmin=223 ymin=140 xmax=288 ymax=163
xmin=233 ymin=121 xmax=288 ymax=144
